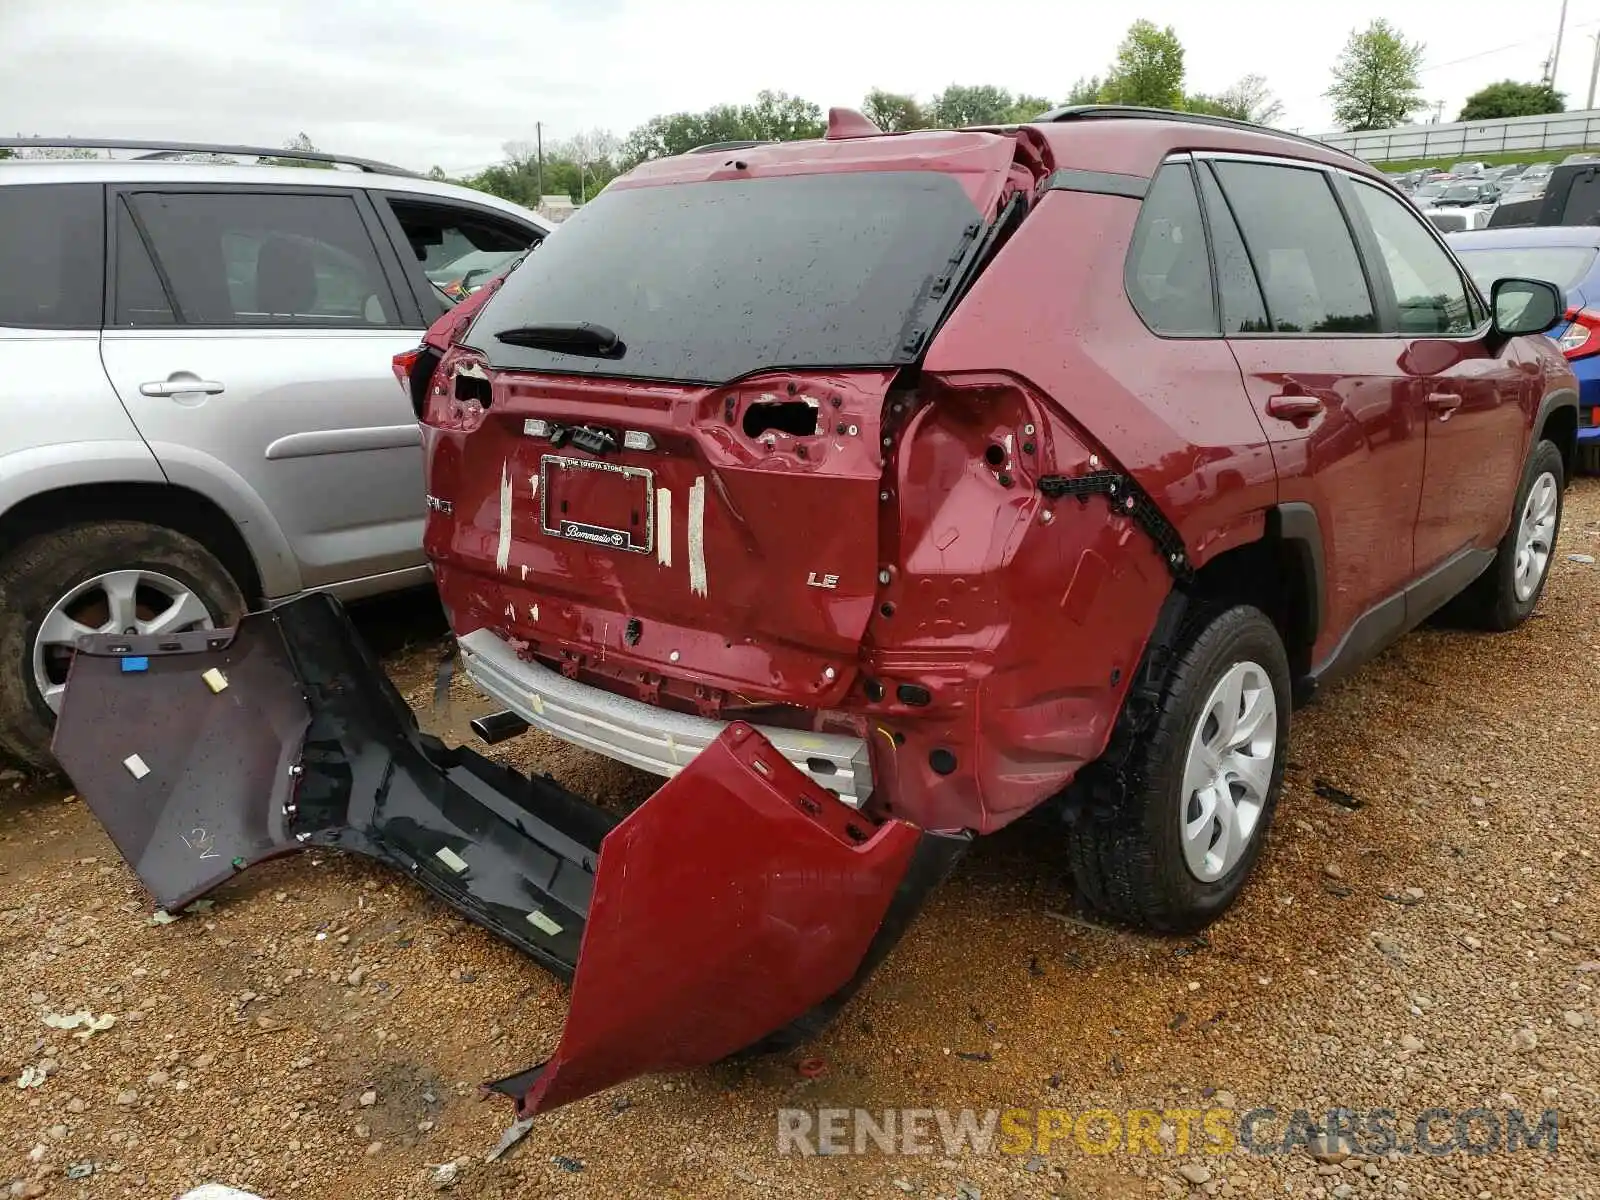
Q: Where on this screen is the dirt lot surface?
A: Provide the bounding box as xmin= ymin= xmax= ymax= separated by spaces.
xmin=3 ymin=483 xmax=1600 ymax=1200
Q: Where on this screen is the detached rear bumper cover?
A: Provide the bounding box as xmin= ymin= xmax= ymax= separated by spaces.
xmin=52 ymin=594 xmax=966 ymax=1116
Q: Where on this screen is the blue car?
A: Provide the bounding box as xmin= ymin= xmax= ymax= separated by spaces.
xmin=1448 ymin=226 xmax=1600 ymax=465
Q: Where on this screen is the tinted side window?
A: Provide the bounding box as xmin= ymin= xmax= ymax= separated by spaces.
xmin=1212 ymin=161 xmax=1377 ymax=334
xmin=384 ymin=197 xmax=541 ymax=315
xmin=113 ymin=199 xmax=175 ymax=326
xmin=1124 ymin=163 xmax=1217 ymax=335
xmin=125 ymin=191 xmax=398 ymax=327
xmin=1195 ymin=164 xmax=1270 ymax=334
xmin=1349 ymin=181 xmax=1475 ymax=335
xmin=0 ymin=184 xmax=103 ymax=328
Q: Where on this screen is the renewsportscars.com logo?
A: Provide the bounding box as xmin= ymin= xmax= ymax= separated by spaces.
xmin=776 ymin=1106 xmax=1562 ymax=1158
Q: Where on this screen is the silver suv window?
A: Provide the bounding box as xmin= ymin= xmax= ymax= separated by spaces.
xmin=0 ymin=183 xmax=102 ymax=328
xmin=116 ymin=191 xmax=400 ymax=327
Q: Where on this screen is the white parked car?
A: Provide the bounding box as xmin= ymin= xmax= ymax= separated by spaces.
xmin=1421 ymin=206 xmax=1493 ymax=233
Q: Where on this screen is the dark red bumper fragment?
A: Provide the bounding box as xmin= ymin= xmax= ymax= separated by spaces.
xmin=484 ymin=727 xmax=967 ymax=1116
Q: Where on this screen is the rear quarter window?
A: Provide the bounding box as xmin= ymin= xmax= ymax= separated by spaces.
xmin=0 ymin=183 xmax=103 ymax=328
xmin=1124 ymin=163 xmax=1218 ymax=336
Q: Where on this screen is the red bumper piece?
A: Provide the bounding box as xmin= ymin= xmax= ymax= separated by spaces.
xmin=485 ymin=722 xmax=928 ymax=1116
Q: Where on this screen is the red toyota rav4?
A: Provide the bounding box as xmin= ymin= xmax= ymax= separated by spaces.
xmin=57 ymin=107 xmax=1577 ymax=1120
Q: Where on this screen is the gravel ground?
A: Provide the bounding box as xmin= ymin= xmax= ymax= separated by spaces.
xmin=3 ymin=481 xmax=1600 ymax=1199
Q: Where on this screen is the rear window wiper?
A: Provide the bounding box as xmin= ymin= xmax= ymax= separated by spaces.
xmin=495 ymin=322 xmax=626 ymax=358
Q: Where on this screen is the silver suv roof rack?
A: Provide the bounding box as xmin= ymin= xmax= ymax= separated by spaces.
xmin=0 ymin=136 xmax=418 ymax=177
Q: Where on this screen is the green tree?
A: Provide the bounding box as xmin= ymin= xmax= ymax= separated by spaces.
xmin=1006 ymin=93 xmax=1056 ymax=122
xmin=1326 ymin=19 xmax=1425 ymax=131
xmin=265 ymin=131 xmax=330 ymax=168
xmin=861 ymin=89 xmax=929 ymax=132
xmin=618 ymin=90 xmax=822 ymax=167
xmin=426 ymin=165 xmax=449 ymax=181
xmin=1100 ymin=20 xmax=1185 ymax=109
xmin=460 ymin=131 xmax=623 ymax=207
xmin=930 ymin=84 xmax=1016 ymax=127
xmin=1458 ymin=80 xmax=1564 ymax=121
xmin=1063 ymin=76 xmax=1103 ymax=106
xmin=1185 ymin=74 xmax=1285 ymax=124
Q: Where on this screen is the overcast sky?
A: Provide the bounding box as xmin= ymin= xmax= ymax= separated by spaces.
xmin=3 ymin=0 xmax=1595 ymax=173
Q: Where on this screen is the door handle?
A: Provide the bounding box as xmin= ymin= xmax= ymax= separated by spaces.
xmin=1265 ymin=394 xmax=1324 ymax=422
xmin=140 ymin=379 xmax=225 ymax=397
xmin=1426 ymin=391 xmax=1463 ymax=418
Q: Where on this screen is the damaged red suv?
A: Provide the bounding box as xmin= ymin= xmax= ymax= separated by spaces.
xmin=422 ymin=104 xmax=1575 ymax=914
xmin=57 ymin=107 xmax=1577 ymax=1120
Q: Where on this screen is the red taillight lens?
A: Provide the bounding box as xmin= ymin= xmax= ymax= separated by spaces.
xmin=393 ymin=345 xmax=443 ymax=420
xmin=392 ymin=347 xmax=423 ymax=395
xmin=1558 ymin=308 xmax=1600 ymax=359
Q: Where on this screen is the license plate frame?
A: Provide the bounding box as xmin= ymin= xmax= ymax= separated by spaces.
xmin=538 ymin=455 xmax=655 ymax=556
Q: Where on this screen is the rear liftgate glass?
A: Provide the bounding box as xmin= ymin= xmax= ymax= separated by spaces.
xmin=52 ymin=593 xmax=968 ymax=1116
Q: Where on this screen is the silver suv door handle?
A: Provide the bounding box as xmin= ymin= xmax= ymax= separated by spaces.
xmin=140 ymin=379 xmax=225 ymax=397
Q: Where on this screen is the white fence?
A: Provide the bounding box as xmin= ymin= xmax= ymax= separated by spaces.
xmin=1316 ymin=110 xmax=1600 ymax=164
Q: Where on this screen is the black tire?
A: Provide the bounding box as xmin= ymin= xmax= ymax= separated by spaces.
xmin=1065 ymin=605 xmax=1291 ymax=934
xmin=1443 ymin=439 xmax=1564 ymax=632
xmin=0 ymin=522 xmax=244 ymax=769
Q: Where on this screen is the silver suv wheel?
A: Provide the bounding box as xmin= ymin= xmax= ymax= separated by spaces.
xmin=31 ymin=568 xmax=216 ymax=713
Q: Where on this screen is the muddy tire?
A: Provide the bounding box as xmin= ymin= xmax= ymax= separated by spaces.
xmin=0 ymin=522 xmax=244 ymax=770
xmin=1443 ymin=439 xmax=1564 ymax=632
xmin=1065 ymin=605 xmax=1291 ymax=934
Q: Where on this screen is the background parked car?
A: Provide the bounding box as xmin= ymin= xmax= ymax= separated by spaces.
xmin=0 ymin=138 xmax=553 ymax=767
xmin=1449 ymin=225 xmax=1600 ymax=469
xmin=1423 ymin=206 xmax=1493 ymax=232
xmin=1437 ymin=180 xmax=1501 ymax=207
xmin=1412 ymin=180 xmax=1450 ymax=207
xmin=1501 ymin=174 xmax=1550 ymax=204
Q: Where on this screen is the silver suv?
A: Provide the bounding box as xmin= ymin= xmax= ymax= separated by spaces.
xmin=0 ymin=138 xmax=552 ymax=767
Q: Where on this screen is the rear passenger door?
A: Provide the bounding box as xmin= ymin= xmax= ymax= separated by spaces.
xmin=1342 ymin=177 xmax=1528 ymax=578
xmin=1199 ymin=156 xmax=1428 ymax=658
xmin=99 ymin=185 xmax=429 ymax=595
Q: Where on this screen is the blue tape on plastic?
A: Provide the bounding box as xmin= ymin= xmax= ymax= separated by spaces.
xmin=120 ymin=656 xmax=150 ymax=673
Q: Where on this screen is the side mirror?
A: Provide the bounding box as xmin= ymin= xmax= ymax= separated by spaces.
xmin=1491 ymin=277 xmax=1564 ymax=337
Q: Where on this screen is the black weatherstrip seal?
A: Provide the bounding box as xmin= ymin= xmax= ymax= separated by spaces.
xmin=1043 ymin=169 xmax=1149 ymax=199
xmin=1038 ymin=470 xmax=1193 ymax=582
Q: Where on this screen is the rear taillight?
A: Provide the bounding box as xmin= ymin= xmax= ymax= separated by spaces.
xmin=392 ymin=347 xmax=423 ymax=395
xmin=393 ymin=345 xmax=443 ymax=420
xmin=1558 ymin=309 xmax=1600 ymax=359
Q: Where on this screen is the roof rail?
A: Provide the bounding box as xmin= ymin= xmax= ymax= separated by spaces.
xmin=685 ymin=139 xmax=776 ymax=155
xmin=0 ymin=136 xmax=418 ymax=177
xmin=1030 ymin=105 xmax=1363 ymax=164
